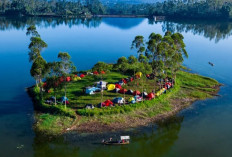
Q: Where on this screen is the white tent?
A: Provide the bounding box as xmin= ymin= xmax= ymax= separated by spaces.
xmin=95 ymin=81 xmax=107 ymax=89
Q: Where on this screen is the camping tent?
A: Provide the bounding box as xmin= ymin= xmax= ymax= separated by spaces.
xmin=119 ymin=88 xmax=127 ymax=94
xmin=134 ymin=95 xmax=142 ymax=102
xmin=95 ymin=81 xmax=107 ymax=89
xmin=114 ymin=88 xmax=120 ymax=93
xmin=147 ymin=93 xmax=155 ymax=99
xmin=86 ymin=87 xmax=101 ymax=95
xmin=136 ymin=72 xmax=142 ymax=78
xmin=80 ymin=74 xmax=85 ymax=78
xmin=107 ymin=84 xmax=115 ymax=91
xmin=142 ymin=92 xmax=148 ymax=98
xmin=73 ymin=76 xmax=81 ymax=81
xmin=122 ymin=79 xmax=127 ymax=84
xmin=93 ymin=71 xmax=99 ymax=75
xmin=133 ymin=90 xmax=141 ymax=96
xmin=113 ymin=97 xmax=125 ymax=104
xmin=101 ymin=71 xmax=106 ymax=74
xmin=117 ymin=81 xmax=125 ymax=86
xmin=129 ymin=97 xmax=136 ymax=103
xmin=115 ymin=84 xmax=122 ymax=89
xmin=127 ymin=89 xmax=134 ymax=95
xmin=61 ymin=96 xmax=68 ymax=102
xmin=66 ymin=76 xmax=71 ymax=82
xmin=104 ymin=100 xmax=113 ymax=106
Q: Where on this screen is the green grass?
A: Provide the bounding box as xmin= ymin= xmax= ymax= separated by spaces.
xmin=32 ymin=70 xmax=220 ymax=133
xmin=35 ymin=113 xmax=74 ymax=135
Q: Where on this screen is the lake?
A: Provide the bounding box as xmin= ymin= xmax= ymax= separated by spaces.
xmin=0 ymin=16 xmax=232 ymax=157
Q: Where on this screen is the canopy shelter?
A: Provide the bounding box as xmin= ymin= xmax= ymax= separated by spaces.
xmin=115 ymin=84 xmax=122 ymax=89
xmin=119 ymin=88 xmax=127 ymax=94
xmin=127 ymin=89 xmax=134 ymax=95
xmin=107 ymin=84 xmax=115 ymax=91
xmin=147 ymin=93 xmax=155 ymax=99
xmin=113 ymin=97 xmax=125 ymax=104
xmin=104 ymin=100 xmax=114 ymax=106
xmin=133 ymin=90 xmax=141 ymax=96
xmin=80 ymin=74 xmax=85 ymax=78
xmin=136 ymin=72 xmax=142 ymax=78
xmin=95 ymin=81 xmax=107 ymax=89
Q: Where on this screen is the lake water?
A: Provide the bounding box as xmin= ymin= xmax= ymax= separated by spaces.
xmin=0 ymin=17 xmax=232 ymax=157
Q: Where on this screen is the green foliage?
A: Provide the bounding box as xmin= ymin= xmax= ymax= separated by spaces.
xmin=33 ymin=86 xmax=40 ymax=94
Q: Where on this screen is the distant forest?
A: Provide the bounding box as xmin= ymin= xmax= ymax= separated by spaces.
xmin=0 ymin=0 xmax=232 ymax=19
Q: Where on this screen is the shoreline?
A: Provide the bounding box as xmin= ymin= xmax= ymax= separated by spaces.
xmin=70 ymin=85 xmax=220 ymax=134
xmin=28 ymin=70 xmax=221 ymax=136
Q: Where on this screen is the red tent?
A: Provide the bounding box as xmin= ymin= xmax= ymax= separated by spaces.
xmin=93 ymin=71 xmax=99 ymax=75
xmin=43 ymin=82 xmax=47 ymax=88
xmin=80 ymin=74 xmax=85 ymax=78
xmin=122 ymin=79 xmax=127 ymax=84
xmin=115 ymin=84 xmax=122 ymax=89
xmin=104 ymin=100 xmax=113 ymax=106
xmin=146 ymin=74 xmax=150 ymax=78
xmin=130 ymin=77 xmax=134 ymax=82
xmin=59 ymin=77 xmax=64 ymax=82
xmin=133 ymin=90 xmax=141 ymax=96
xmin=101 ymin=71 xmax=106 ymax=74
xmin=119 ymin=88 xmax=127 ymax=94
xmin=147 ymin=93 xmax=155 ymax=99
xmin=66 ymin=76 xmax=71 ymax=82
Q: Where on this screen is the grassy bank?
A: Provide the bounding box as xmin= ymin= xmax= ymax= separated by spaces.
xmin=31 ymin=70 xmax=220 ymax=135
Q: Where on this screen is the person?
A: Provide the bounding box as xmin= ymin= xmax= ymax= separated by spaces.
xmin=109 ymin=137 xmax=112 ymax=141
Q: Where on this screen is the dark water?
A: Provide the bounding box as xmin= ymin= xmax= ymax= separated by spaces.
xmin=0 ymin=16 xmax=232 ymax=157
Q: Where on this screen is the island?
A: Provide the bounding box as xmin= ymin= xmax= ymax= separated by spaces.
xmin=26 ymin=26 xmax=220 ymax=135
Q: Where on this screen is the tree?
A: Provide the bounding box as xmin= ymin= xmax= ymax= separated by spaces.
xmin=131 ymin=35 xmax=145 ymax=58
xmin=30 ymin=56 xmax=48 ymax=98
xmin=58 ymin=52 xmax=76 ymax=109
xmin=46 ymin=61 xmax=63 ymax=105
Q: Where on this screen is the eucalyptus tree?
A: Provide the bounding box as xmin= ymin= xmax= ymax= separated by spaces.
xmin=171 ymin=33 xmax=188 ymax=84
xmin=46 ymin=62 xmax=63 ymax=105
xmin=146 ymin=33 xmax=162 ymax=94
xmin=58 ymin=52 xmax=76 ymax=108
xmin=30 ymin=56 xmax=48 ymax=98
xmin=131 ymin=35 xmax=146 ymax=58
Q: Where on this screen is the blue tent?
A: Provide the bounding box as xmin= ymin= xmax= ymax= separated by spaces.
xmin=61 ymin=96 xmax=68 ymax=102
xmin=113 ymin=97 xmax=124 ymax=104
xmin=86 ymin=87 xmax=101 ymax=95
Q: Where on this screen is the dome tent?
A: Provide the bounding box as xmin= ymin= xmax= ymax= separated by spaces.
xmin=147 ymin=93 xmax=155 ymax=99
xmin=136 ymin=72 xmax=142 ymax=78
xmin=107 ymin=84 xmax=115 ymax=91
xmin=113 ymin=97 xmax=125 ymax=104
xmin=133 ymin=90 xmax=141 ymax=96
xmin=119 ymin=88 xmax=127 ymax=94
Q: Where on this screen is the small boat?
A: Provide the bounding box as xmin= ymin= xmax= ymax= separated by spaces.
xmin=102 ymin=136 xmax=130 ymax=145
xmin=208 ymin=62 xmax=214 ymax=66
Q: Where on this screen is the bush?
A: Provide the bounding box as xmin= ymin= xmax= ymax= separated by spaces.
xmin=33 ymin=86 xmax=40 ymax=94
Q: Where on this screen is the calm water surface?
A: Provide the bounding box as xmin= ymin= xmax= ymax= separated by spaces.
xmin=0 ymin=17 xmax=232 ymax=157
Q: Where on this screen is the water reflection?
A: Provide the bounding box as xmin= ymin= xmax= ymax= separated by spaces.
xmin=1 ymin=16 xmax=232 ymax=43
xmin=32 ymin=115 xmax=183 ymax=157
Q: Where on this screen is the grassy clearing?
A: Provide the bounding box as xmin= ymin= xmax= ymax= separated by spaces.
xmin=33 ymin=70 xmax=220 ymax=133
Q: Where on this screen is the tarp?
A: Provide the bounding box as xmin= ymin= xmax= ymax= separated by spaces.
xmin=104 ymin=100 xmax=113 ymax=106
xmin=136 ymin=72 xmax=142 ymax=77
xmin=119 ymin=88 xmax=127 ymax=94
xmin=107 ymin=84 xmax=115 ymax=91
xmin=133 ymin=90 xmax=141 ymax=96
xmin=147 ymin=93 xmax=155 ymax=99
xmin=115 ymin=84 xmax=122 ymax=89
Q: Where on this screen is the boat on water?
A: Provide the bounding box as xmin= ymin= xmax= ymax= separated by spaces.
xmin=209 ymin=62 xmax=214 ymax=66
xmin=102 ymin=136 xmax=130 ymax=145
